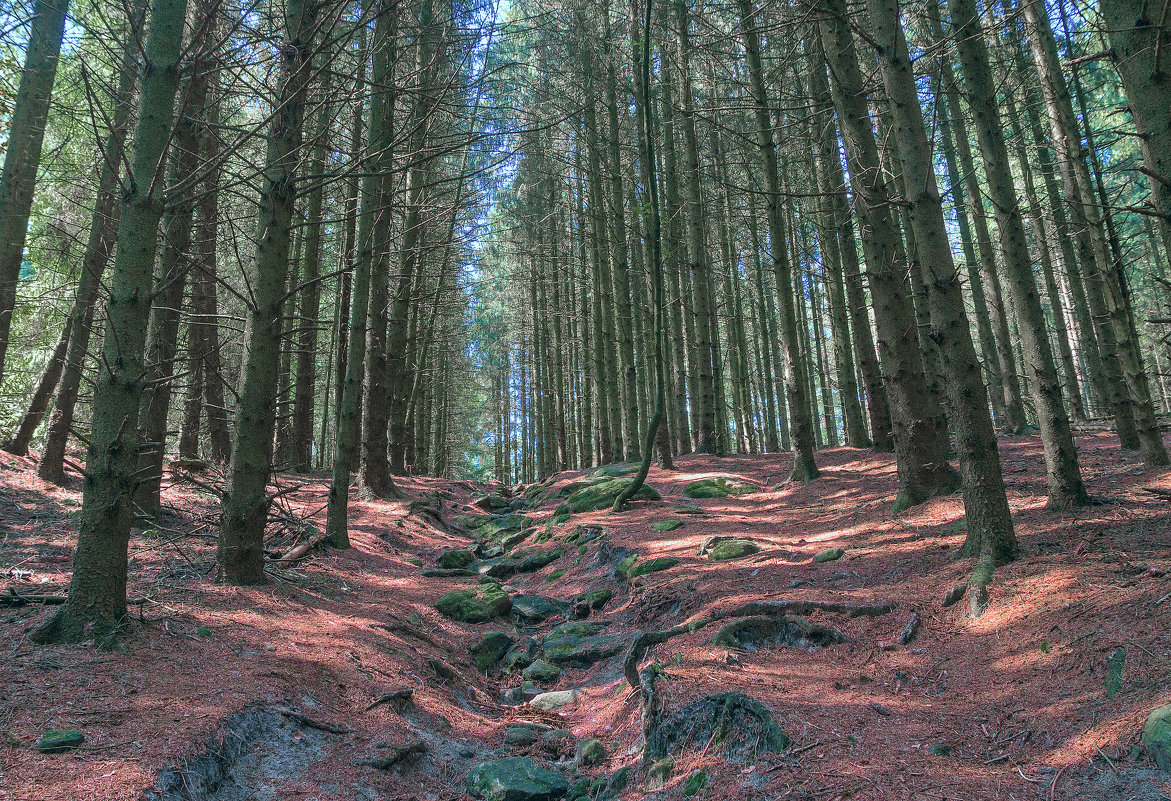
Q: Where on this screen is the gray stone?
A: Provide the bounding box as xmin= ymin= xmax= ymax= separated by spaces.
xmin=466 ymin=757 xmax=569 ymax=801
xmin=529 ymin=689 xmax=581 ymax=711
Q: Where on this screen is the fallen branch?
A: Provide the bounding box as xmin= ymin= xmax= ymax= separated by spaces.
xmin=273 ymin=707 xmax=351 ymax=735
xmin=358 ymin=739 xmax=427 ymax=769
xmin=365 ymin=687 xmax=414 ymax=712
xmin=270 ymin=532 xmax=330 ymax=564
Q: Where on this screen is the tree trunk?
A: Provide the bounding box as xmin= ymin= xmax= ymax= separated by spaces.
xmin=1103 ymin=0 xmax=1171 ymax=257
xmin=870 ymin=0 xmax=1017 ymax=563
xmin=738 ymin=0 xmax=819 ymax=480
xmin=816 ymin=6 xmax=958 ymax=510
xmin=36 ymin=0 xmax=145 ymax=484
xmin=949 ymin=0 xmax=1090 ymax=507
xmin=0 ymin=0 xmax=71 ymax=385
xmin=3 ymin=317 xmax=72 ymax=455
xmin=218 ymin=0 xmax=319 ymax=584
xmin=32 ymin=0 xmax=190 ymax=644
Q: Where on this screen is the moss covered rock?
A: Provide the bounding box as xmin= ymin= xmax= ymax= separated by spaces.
xmin=511 ymin=594 xmax=571 ymax=623
xmin=682 ymin=476 xmax=756 ymax=499
xmin=813 ymin=547 xmax=844 ymax=563
xmin=1144 ymin=703 xmax=1171 ymax=771
xmin=683 ymin=771 xmax=709 ymax=797
xmin=471 ymin=631 xmax=515 ymax=671
xmin=576 ymin=738 xmax=605 ymax=766
xmin=474 ymin=548 xmax=563 ymax=579
xmin=712 ymin=615 xmax=845 ymax=651
xmin=466 ymin=757 xmax=569 ymax=801
xmin=438 ymin=549 xmax=477 ymax=569
xmin=618 ymin=556 xmax=679 ymax=579
xmin=572 ymin=589 xmax=612 ymax=617
xmin=567 ymin=478 xmax=660 ymax=513
xmin=436 ymin=584 xmax=512 ymax=623
xmin=521 ymin=659 xmax=562 ymax=683
xmin=542 ymin=633 xmax=625 ymax=665
xmin=37 ymin=729 xmax=83 ymax=753
xmin=650 ymin=519 xmax=685 ymax=532
xmin=594 ymin=462 xmax=638 ymax=477
xmin=706 ymin=539 xmax=759 ymax=561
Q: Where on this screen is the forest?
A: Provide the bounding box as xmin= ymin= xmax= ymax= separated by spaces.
xmin=0 ymin=0 xmax=1170 ymax=796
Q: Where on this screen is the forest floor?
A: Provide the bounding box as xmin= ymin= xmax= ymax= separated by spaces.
xmin=0 ymin=434 xmax=1169 ymax=801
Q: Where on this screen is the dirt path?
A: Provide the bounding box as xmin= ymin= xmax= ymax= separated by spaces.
xmin=1 ymin=434 xmax=1169 ymax=800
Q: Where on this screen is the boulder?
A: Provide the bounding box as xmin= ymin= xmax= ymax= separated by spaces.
xmin=471 ymin=631 xmax=515 ymax=671
xmin=572 ymin=589 xmax=612 ymax=618
xmin=617 ymin=555 xmax=679 ymax=579
xmin=438 ymin=549 xmax=477 ymax=569
xmin=1143 ymin=703 xmax=1171 ymax=771
xmin=504 ymin=725 xmax=541 ymax=746
xmin=682 ymin=476 xmax=756 ymax=499
xmin=705 ymin=539 xmax=759 ymax=561
xmin=522 ymin=659 xmax=562 ymax=683
xmin=542 ymin=633 xmax=625 ymax=666
xmin=421 ymin=567 xmax=476 ymax=578
xmin=544 ymin=620 xmax=606 ymax=641
xmin=501 ymin=528 xmax=534 ymax=550
xmin=474 ymin=548 xmax=563 ymax=580
xmin=567 ymin=478 xmax=660 ymax=513
xmin=502 ymin=638 xmax=538 ymax=672
xmin=466 ymin=757 xmax=569 ymax=801
xmin=813 ymin=547 xmax=844 ymax=563
xmin=511 ymin=594 xmax=571 ymax=623
xmin=712 ymin=615 xmax=846 ymax=651
xmin=436 ymin=584 xmax=512 ymax=623
xmin=576 ymin=739 xmax=605 ymax=766
xmin=594 ymin=462 xmax=638 ymax=477
xmin=529 ymin=689 xmax=581 ymax=711
xmin=475 ymin=495 xmax=513 ymax=513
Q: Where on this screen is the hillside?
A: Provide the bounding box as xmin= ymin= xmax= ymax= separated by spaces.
xmin=1 ymin=434 xmax=1169 ymax=801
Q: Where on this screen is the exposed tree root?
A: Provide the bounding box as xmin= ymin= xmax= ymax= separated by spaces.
xmin=624 ymin=597 xmax=895 ymax=688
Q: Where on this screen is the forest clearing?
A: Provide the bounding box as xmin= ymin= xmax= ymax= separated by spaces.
xmin=1 ymin=0 xmax=1171 ymax=796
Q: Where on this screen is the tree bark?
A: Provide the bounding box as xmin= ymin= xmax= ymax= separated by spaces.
xmin=949 ymin=0 xmax=1090 ymax=507
xmin=218 ymin=0 xmax=320 ymax=584
xmin=32 ymin=0 xmax=190 ymax=643
xmin=0 ymin=0 xmax=71 ymax=386
xmin=816 ymin=3 xmax=958 ymax=510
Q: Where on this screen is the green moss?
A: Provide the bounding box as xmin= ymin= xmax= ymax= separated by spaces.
xmin=683 ymin=771 xmax=709 ymax=797
xmin=438 ymin=549 xmax=476 ymax=569
xmin=682 ymin=476 xmax=756 ymax=498
xmin=615 ymin=554 xmax=639 ymax=578
xmin=706 ymin=539 xmax=759 ymax=561
xmin=813 ymin=547 xmax=844 ymax=563
xmin=567 ymin=478 xmax=660 ymax=513
xmin=37 ymin=729 xmax=83 ymax=753
xmin=650 ymin=519 xmax=685 ymax=532
xmin=435 ymin=584 xmax=512 ymax=623
xmin=573 ymin=589 xmax=612 ymax=611
xmin=623 ymin=556 xmax=679 ymax=578
xmin=545 ymin=568 xmax=567 ymax=583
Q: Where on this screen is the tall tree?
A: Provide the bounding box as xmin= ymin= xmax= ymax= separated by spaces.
xmin=218 ymin=0 xmax=322 ymax=584
xmin=949 ymin=0 xmax=1090 ymax=507
xmin=0 ymin=0 xmax=71 ymax=386
xmin=32 ymin=0 xmax=191 ymax=643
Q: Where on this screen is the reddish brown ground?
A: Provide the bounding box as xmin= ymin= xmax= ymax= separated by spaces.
xmin=0 ymin=433 xmax=1168 ymax=801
